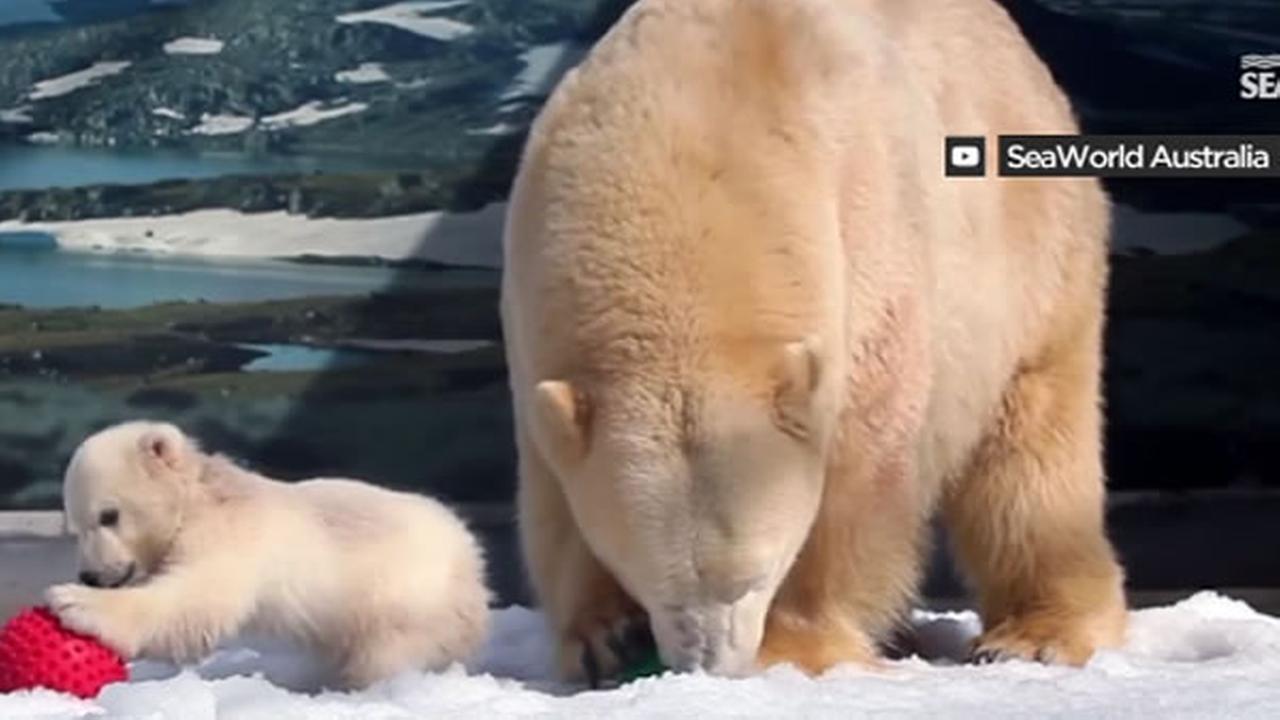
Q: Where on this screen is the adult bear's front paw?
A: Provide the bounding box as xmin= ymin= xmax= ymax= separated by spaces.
xmin=970 ymin=606 xmax=1124 ymax=667
xmin=559 ymin=613 xmax=655 ymax=688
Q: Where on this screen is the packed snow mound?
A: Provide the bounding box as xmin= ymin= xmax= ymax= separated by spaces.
xmin=27 ymin=62 xmax=131 ymax=101
xmin=500 ymin=42 xmax=586 ymax=101
xmin=163 ymin=37 xmax=225 ymax=55
xmin=335 ymin=1 xmax=474 ymax=42
xmin=0 ymin=592 xmax=1277 ymax=719
xmin=261 ymin=101 xmax=369 ymax=129
xmin=189 ymin=113 xmax=254 ymax=136
xmin=335 ymin=63 xmax=391 ymax=84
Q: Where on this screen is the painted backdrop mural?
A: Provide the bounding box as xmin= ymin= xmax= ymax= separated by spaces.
xmin=0 ymin=0 xmax=1277 ymax=512
xmin=0 ymin=0 xmax=632 ymax=508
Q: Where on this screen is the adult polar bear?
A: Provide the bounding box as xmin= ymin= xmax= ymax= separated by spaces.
xmin=502 ymin=0 xmax=1126 ymax=681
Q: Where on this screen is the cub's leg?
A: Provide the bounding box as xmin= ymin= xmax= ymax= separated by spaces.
xmin=943 ymin=322 xmax=1126 ymax=666
xmin=46 ymin=559 xmax=253 ymax=662
xmin=337 ymin=631 xmax=428 ymax=689
xmin=336 ymin=625 xmax=458 ymax=689
xmin=336 ymin=592 xmax=492 ymax=689
xmin=516 ymin=427 xmax=648 ymax=686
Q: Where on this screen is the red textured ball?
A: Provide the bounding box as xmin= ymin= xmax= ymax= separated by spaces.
xmin=0 ymin=606 xmax=128 ymax=699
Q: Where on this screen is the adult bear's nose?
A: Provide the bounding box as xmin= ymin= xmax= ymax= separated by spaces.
xmin=78 ymin=571 xmax=102 ymax=587
xmin=707 ymin=571 xmax=770 ymax=606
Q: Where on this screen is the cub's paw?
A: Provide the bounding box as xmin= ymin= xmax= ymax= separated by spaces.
xmin=970 ymin=612 xmax=1121 ymax=667
xmin=44 ymin=583 xmax=141 ymax=658
xmin=559 ymin=614 xmax=655 ymax=688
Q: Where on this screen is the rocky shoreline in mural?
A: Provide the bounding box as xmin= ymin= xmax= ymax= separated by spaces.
xmin=2 ymin=227 xmax=1279 ymax=509
xmin=0 ymin=166 xmax=513 ymax=219
xmin=0 ymin=279 xmax=511 ymax=509
xmin=1 ymin=202 xmax=508 ymax=267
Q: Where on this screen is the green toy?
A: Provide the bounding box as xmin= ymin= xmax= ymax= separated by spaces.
xmin=617 ymin=648 xmax=666 ymax=683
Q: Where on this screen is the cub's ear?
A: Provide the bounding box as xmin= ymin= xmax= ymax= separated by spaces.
xmin=532 ymin=380 xmax=591 ymax=465
xmin=773 ymin=336 xmax=822 ymax=437
xmin=138 ymin=424 xmax=197 ymax=478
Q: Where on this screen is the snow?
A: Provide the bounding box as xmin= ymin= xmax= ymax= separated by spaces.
xmin=335 ymin=63 xmax=392 ymax=84
xmin=152 ymin=107 xmax=187 ymax=121
xmin=163 ymin=37 xmax=225 ymax=55
xmin=467 ymin=121 xmax=524 ymax=136
xmin=336 ymin=1 xmax=474 ymax=42
xmin=0 ymin=204 xmax=508 ymax=269
xmin=0 ymin=106 xmax=33 ymax=124
xmin=261 ymin=101 xmax=369 ymax=129
xmin=501 ymin=43 xmax=586 ymax=100
xmin=189 ymin=113 xmax=255 ymax=136
xmin=1 ymin=593 xmax=1278 ymax=719
xmin=186 ymin=101 xmax=365 ymax=135
xmin=27 ymin=62 xmax=131 ymax=101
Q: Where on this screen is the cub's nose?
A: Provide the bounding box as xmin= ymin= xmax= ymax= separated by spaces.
xmin=78 ymin=571 xmax=102 ymax=587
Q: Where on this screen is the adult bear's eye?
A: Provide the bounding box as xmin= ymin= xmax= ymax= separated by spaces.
xmin=98 ymin=508 xmax=119 ymax=528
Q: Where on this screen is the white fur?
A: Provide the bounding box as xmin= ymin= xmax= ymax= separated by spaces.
xmin=47 ymin=421 xmax=491 ymax=689
xmin=503 ymin=0 xmax=1124 ymax=680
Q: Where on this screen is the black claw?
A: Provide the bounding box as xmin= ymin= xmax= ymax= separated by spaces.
xmin=970 ymin=647 xmax=1006 ymax=665
xmin=581 ymin=643 xmax=602 ymax=689
xmin=581 ymin=619 xmax=656 ymax=688
xmin=605 ymin=620 xmax=656 ymax=667
xmin=625 ymin=621 xmax=657 ymax=655
xmin=606 ymin=632 xmax=638 ymax=666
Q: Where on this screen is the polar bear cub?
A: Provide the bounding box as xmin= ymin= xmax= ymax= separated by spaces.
xmin=46 ymin=421 xmax=491 ymax=689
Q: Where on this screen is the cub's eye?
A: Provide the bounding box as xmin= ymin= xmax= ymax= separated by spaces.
xmin=98 ymin=508 xmax=120 ymax=528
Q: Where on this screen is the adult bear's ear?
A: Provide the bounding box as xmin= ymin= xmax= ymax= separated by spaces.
xmin=772 ymin=336 xmax=822 ymax=439
xmin=533 ymin=380 xmax=591 ymax=465
xmin=138 ymin=424 xmax=196 ymax=478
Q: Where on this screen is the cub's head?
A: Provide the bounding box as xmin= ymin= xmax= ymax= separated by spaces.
xmin=531 ymin=337 xmax=839 ymax=676
xmin=62 ymin=421 xmax=203 ymax=588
